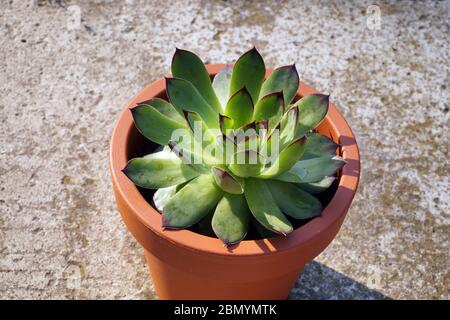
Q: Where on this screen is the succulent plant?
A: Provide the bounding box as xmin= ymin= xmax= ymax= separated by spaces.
xmin=123 ymin=48 xmax=345 ymax=246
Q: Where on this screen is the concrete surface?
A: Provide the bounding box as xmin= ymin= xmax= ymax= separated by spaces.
xmin=0 ymin=0 xmax=449 ymax=299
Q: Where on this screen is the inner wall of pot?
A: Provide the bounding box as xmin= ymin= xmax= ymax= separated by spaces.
xmin=125 ymin=93 xmax=341 ymax=240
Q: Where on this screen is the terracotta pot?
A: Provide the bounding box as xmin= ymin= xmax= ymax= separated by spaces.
xmin=109 ymin=65 xmax=360 ymax=300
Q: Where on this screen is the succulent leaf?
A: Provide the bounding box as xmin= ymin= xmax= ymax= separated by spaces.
xmin=266 ymin=180 xmax=322 ymax=219
xmin=211 ymin=167 xmax=244 ymax=194
xmin=138 ymin=98 xmax=186 ymax=124
xmin=229 ymin=150 xmax=265 ymax=178
xmin=183 ymin=110 xmax=216 ymax=143
xmin=212 ymin=65 xmax=233 ymax=110
xmin=297 ymin=176 xmax=337 ymax=194
xmin=255 ymin=120 xmax=269 ymax=145
xmin=167 ymin=140 xmax=211 ymax=174
xmin=258 ymin=122 xmax=280 ymax=160
xmin=259 ymin=136 xmax=307 ymax=178
xmin=182 ymin=110 xmax=227 ymax=165
xmin=253 ymin=91 xmax=284 ymax=127
xmin=275 ymin=155 xmax=346 ymax=183
xmin=163 ymin=175 xmax=223 ymax=228
xmin=279 ymin=106 xmax=299 ymax=147
xmin=171 ymin=49 xmax=222 ymax=113
xmin=166 ymin=77 xmax=219 ymax=128
xmin=302 ymin=133 xmax=339 ymax=159
xmin=234 ymin=121 xmax=258 ymax=143
xmin=123 ymin=151 xmax=199 ymax=189
xmin=229 ymin=47 xmax=265 ymax=103
xmin=153 ymin=185 xmax=178 ymax=212
xmin=183 ymin=109 xmax=202 ymax=130
xmin=237 ymin=131 xmax=259 ymax=153
xmin=212 ymin=194 xmax=250 ymax=246
xmin=294 ymin=94 xmax=329 ymax=138
xmin=259 ymin=65 xmax=300 ymax=107
xmin=230 ymin=121 xmax=259 ymax=152
xmin=219 ymin=114 xmax=234 ymax=132
xmin=225 ymin=87 xmax=254 ymax=129
xmin=131 ymin=104 xmax=187 ymax=146
xmin=255 ymin=119 xmax=268 ymax=132
xmin=244 ymin=178 xmax=293 ymax=235
xmin=214 ymin=133 xmax=236 ymax=165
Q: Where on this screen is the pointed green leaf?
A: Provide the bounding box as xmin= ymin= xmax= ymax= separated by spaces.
xmin=123 ymin=151 xmax=199 ymax=189
xmin=184 ymin=109 xmax=202 ymax=131
xmin=225 ymin=87 xmax=254 ymax=128
xmin=234 ymin=121 xmax=258 ymax=144
xmin=232 ymin=121 xmax=259 ymax=152
xmin=253 ymin=92 xmax=284 ymax=127
xmin=167 ymin=140 xmax=211 ymax=174
xmin=237 ymin=130 xmax=259 ymax=153
xmin=131 ymin=104 xmax=187 ymax=145
xmin=214 ymin=132 xmax=236 ymax=165
xmin=259 ymin=65 xmax=300 ymax=107
xmin=213 ymin=65 xmax=233 ymax=110
xmin=275 ymin=155 xmax=346 ymax=183
xmin=259 ymin=136 xmax=307 ymax=178
xmin=256 ymin=120 xmax=269 ymax=146
xmin=229 ymin=150 xmax=265 ymax=178
xmin=171 ymin=49 xmax=222 ymax=113
xmin=166 ymin=77 xmax=219 ymax=128
xmin=163 ymin=175 xmax=223 ymax=228
xmin=297 ymin=176 xmax=337 ymax=194
xmin=139 ymin=98 xmax=186 ymax=124
xmin=153 ymin=185 xmax=178 ymax=212
xmin=153 ymin=181 xmax=189 ymax=212
xmin=302 ymin=133 xmax=339 ymax=159
xmin=266 ymin=180 xmax=322 ymax=219
xmin=279 ymin=106 xmax=299 ymax=147
xmin=183 ymin=110 xmax=216 ymax=143
xmin=182 ymin=111 xmax=225 ymax=166
xmin=211 ymin=167 xmax=244 ymax=194
xmin=258 ymin=122 xmax=280 ymax=161
xmin=255 ymin=120 xmax=268 ymax=132
xmin=294 ymin=94 xmax=329 ymax=137
xmin=229 ymin=47 xmax=265 ymax=103
xmin=244 ymin=178 xmax=293 ymax=235
xmin=212 ymin=194 xmax=250 ymax=245
xmin=219 ymin=114 xmax=234 ymax=133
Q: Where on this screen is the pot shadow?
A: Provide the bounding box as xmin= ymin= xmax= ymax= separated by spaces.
xmin=289 ymin=261 xmax=390 ymax=300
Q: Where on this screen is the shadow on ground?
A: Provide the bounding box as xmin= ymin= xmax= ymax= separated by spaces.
xmin=289 ymin=261 xmax=390 ymax=300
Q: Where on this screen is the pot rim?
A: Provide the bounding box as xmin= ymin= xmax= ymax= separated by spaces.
xmin=110 ymin=64 xmax=360 ymax=257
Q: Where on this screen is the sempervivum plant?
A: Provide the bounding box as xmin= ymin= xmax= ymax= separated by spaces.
xmin=123 ymin=48 xmax=345 ymax=246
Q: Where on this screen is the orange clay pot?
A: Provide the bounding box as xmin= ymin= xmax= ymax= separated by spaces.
xmin=109 ymin=65 xmax=360 ymax=300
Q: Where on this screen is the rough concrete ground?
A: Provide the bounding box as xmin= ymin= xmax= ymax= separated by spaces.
xmin=0 ymin=0 xmax=448 ymax=299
